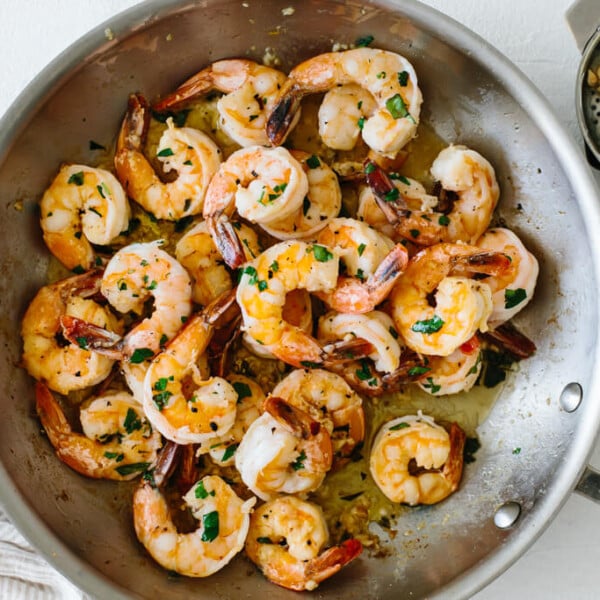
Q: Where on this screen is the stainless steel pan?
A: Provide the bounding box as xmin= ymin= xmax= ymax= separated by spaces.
xmin=1 ymin=1 xmax=600 ymax=598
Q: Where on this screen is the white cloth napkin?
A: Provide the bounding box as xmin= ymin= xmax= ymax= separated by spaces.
xmin=0 ymin=507 xmax=86 ymax=599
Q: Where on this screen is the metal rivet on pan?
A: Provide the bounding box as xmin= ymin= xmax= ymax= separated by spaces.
xmin=559 ymin=382 xmax=583 ymax=412
xmin=494 ymin=501 xmax=521 ymax=529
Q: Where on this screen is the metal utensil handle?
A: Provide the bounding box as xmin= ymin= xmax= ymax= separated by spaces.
xmin=575 ymin=466 xmax=600 ymax=502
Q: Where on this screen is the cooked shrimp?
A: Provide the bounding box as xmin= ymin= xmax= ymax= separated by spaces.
xmin=317 ymin=310 xmax=401 ymax=374
xmin=154 ymin=59 xmax=297 ymax=147
xmin=101 ymin=241 xmax=193 ymax=359
xmin=133 ymin=443 xmax=256 ymax=577
xmin=318 ymin=83 xmax=378 ymax=150
xmin=268 ymin=48 xmax=422 ymax=156
xmin=142 ymin=290 xmax=239 ymax=445
xmin=260 ymin=150 xmax=342 ymax=240
xmin=114 ymin=94 xmax=222 ymax=220
xmin=475 ymin=227 xmax=539 ymax=328
xmin=245 ymin=496 xmax=362 ymax=591
xmin=201 ymin=374 xmax=265 ymax=466
xmin=203 ymin=146 xmax=309 ymax=267
xmin=236 ymin=240 xmax=340 ymax=368
xmin=315 ymin=217 xmax=408 ymax=313
xmin=357 ymin=173 xmax=438 ymax=239
xmin=175 ymin=220 xmax=260 ymax=306
xmin=366 ymin=145 xmax=499 ymax=245
xmin=242 ymin=288 xmax=313 ymax=359
xmin=370 ymin=413 xmax=466 ymax=505
xmin=389 ymin=243 xmax=510 ymax=356
xmin=235 ymin=396 xmax=333 ymax=501
xmin=35 ymin=383 xmax=161 ymax=480
xmin=271 ymin=369 xmax=364 ymax=462
xmin=39 ymin=164 xmax=130 ymax=271
xmin=417 ymin=335 xmax=482 ymax=396
xmin=21 ymin=270 xmax=119 ymax=394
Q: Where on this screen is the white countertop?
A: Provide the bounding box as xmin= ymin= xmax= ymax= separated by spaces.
xmin=2 ymin=0 xmax=600 ymax=598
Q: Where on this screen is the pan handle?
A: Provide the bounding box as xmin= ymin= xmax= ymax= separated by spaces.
xmin=575 ymin=466 xmax=600 ymax=502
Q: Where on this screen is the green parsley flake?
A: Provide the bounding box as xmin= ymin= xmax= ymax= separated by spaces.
xmin=385 ymin=94 xmax=415 ymax=123
xmin=232 ymin=381 xmax=252 ymax=401
xmin=438 ymin=215 xmax=450 ymax=226
xmin=389 ymin=421 xmax=410 ymax=431
xmin=397 ymin=71 xmax=409 ymax=86
xmin=357 ymin=116 xmax=365 ymax=130
xmin=129 ymin=348 xmax=154 ymax=364
xmin=408 ymin=365 xmax=431 ymax=377
xmin=157 ymin=147 xmax=174 ymax=157
xmin=355 ymin=35 xmax=374 ymax=47
xmin=195 ymin=480 xmax=216 ymax=499
xmin=291 ymin=450 xmax=307 ymax=471
xmin=309 ymin=244 xmax=334 ymax=262
xmin=115 ymin=462 xmax=150 ymax=476
xmin=222 ymin=444 xmax=238 ymax=462
xmin=422 ymin=377 xmax=441 ymax=394
xmin=123 ymin=408 xmax=142 ymax=433
xmin=68 ymin=171 xmax=85 ymax=186
xmin=201 ymin=511 xmax=220 ymax=542
xmin=306 ymin=155 xmax=321 ymax=169
xmin=385 ymin=188 xmax=400 ymax=202
xmin=357 ymin=243 xmax=367 ymax=256
xmin=504 ymin=288 xmax=527 ymax=309
xmin=411 ymin=315 xmax=444 ymax=334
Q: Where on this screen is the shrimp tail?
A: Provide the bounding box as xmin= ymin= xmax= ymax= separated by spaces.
xmin=207 ymin=214 xmax=246 ymax=269
xmin=150 ymin=440 xmax=182 ymax=488
xmin=441 ymin=423 xmax=467 ymax=492
xmin=203 ymin=287 xmax=239 ymax=327
xmin=60 ymin=315 xmax=125 ymax=360
xmin=153 ymin=70 xmax=215 ymax=112
xmin=266 ymin=84 xmax=303 ymax=145
xmin=117 ymin=93 xmax=150 ymax=153
xmin=453 ymin=251 xmax=511 ymax=276
xmin=483 ymin=322 xmax=537 ymax=359
xmin=322 ymin=337 xmax=375 ymax=364
xmin=305 ymin=538 xmax=363 ymax=587
xmin=364 ymin=158 xmax=410 ymax=225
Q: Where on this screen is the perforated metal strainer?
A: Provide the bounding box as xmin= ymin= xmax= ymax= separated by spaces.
xmin=568 ymin=0 xmax=600 ymax=165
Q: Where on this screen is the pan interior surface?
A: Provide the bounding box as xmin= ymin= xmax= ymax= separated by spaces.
xmin=0 ymin=1 xmax=598 ymax=599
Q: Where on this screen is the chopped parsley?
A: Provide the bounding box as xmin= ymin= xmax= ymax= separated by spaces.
xmin=357 ymin=116 xmax=366 ymax=130
xmin=355 ymin=34 xmax=374 ymax=47
xmin=385 ymin=93 xmax=416 ymax=123
xmin=104 ymin=451 xmax=124 ymax=462
xmin=195 ymin=480 xmax=216 ymax=499
xmin=504 ymin=288 xmax=527 ymax=309
xmin=411 ymin=315 xmax=444 ymax=334
xmin=115 ymin=462 xmax=150 ymax=476
xmin=232 ymin=381 xmax=252 ymax=401
xmin=221 ymin=444 xmax=238 ymax=462
xmin=397 ymin=71 xmax=409 ymax=86
xmin=389 ymin=421 xmax=410 ymax=431
xmin=129 ymin=348 xmax=154 ymax=364
xmin=438 ymin=215 xmax=450 ymax=226
xmin=291 ymin=450 xmax=307 ymax=471
xmin=201 ymin=511 xmax=219 ymax=542
xmin=306 ymin=155 xmax=321 ymax=169
xmin=308 ymin=244 xmax=334 ymax=262
xmin=302 ymin=196 xmax=311 ymax=216
xmin=68 ymin=171 xmax=84 ymax=186
xmin=422 ymin=377 xmax=441 ymax=394
xmin=357 ymin=243 xmax=367 ymax=256
xmin=408 ymin=365 xmax=431 ymax=377
xmin=123 ymin=408 xmax=142 ymax=433
xmin=157 ymin=147 xmax=174 ymax=157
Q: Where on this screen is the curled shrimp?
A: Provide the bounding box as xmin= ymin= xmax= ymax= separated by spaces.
xmin=154 ymin=58 xmax=297 ymax=147
xmin=175 ymin=220 xmax=260 ymax=306
xmin=115 ymin=94 xmax=222 ymax=220
xmin=142 ymin=290 xmax=239 ymax=445
xmin=366 ymin=145 xmax=499 ymax=245
xmin=235 ymin=396 xmax=333 ymax=501
xmin=318 ymin=84 xmax=378 ymax=150
xmin=21 ymin=270 xmax=119 ymax=394
xmin=245 ymin=496 xmax=362 ymax=591
xmin=389 ymin=243 xmax=511 ymax=356
xmin=35 ymin=383 xmax=161 ymax=481
xmin=260 ymin=150 xmax=342 ymax=240
xmin=370 ymin=413 xmax=466 ymax=505
xmin=236 ymin=240 xmax=340 ymax=368
xmin=417 ymin=335 xmax=482 ymax=396
xmin=314 ymin=217 xmax=408 ymax=313
xmin=242 ymin=288 xmax=313 ymax=360
xmin=271 ymin=369 xmax=364 ymax=463
xmin=201 ymin=373 xmax=265 ymax=466
xmin=133 ymin=443 xmax=256 ymax=577
xmin=357 ymin=173 xmax=438 ymax=239
xmin=268 ymin=48 xmax=422 ymax=156
xmin=40 ymin=164 xmax=130 ymax=271
xmin=475 ymin=227 xmax=539 ymax=328
xmin=317 ymin=310 xmax=401 ymax=375
xmin=203 ymin=146 xmax=309 ymax=267
xmin=101 ymin=240 xmax=193 ymax=359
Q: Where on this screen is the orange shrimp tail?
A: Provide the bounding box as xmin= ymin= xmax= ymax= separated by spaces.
xmin=153 ymin=69 xmax=215 ymax=111
xmin=266 ymin=82 xmax=303 ymax=145
xmin=117 ymin=93 xmax=150 ymax=153
xmin=60 ymin=315 xmax=124 ymax=359
xmin=305 ymin=538 xmax=363 ymax=586
xmin=442 ymin=422 xmax=467 ymax=492
xmin=206 ymin=215 xmax=246 ymax=269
